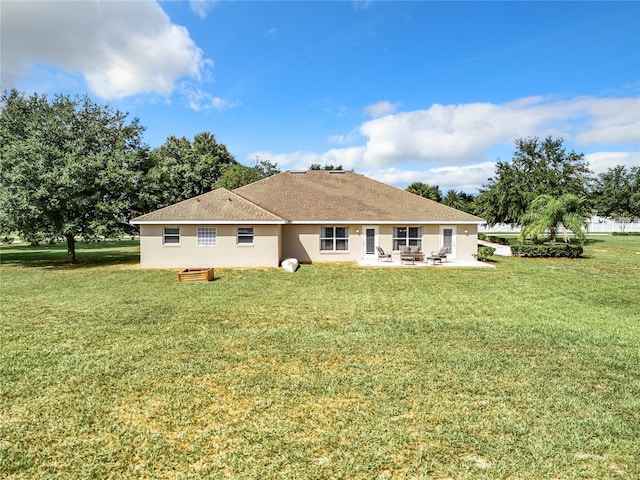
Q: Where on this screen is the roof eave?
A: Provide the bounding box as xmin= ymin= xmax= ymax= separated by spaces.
xmin=130 ymin=220 xmax=287 ymax=225
xmin=285 ymin=219 xmax=485 ymax=225
xmin=131 ymin=219 xmax=484 ymax=226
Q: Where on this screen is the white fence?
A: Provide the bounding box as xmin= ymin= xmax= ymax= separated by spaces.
xmin=480 ymin=217 xmax=640 ymax=234
xmin=585 ymin=217 xmax=640 ymax=233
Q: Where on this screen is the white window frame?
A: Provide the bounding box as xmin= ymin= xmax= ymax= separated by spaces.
xmin=393 ymin=226 xmax=422 ymax=250
xmin=237 ymin=227 xmax=254 ymax=245
xmin=163 ymin=227 xmax=180 ymax=245
xmin=320 ymin=226 xmax=349 ymax=252
xmin=197 ymin=227 xmax=217 ymax=247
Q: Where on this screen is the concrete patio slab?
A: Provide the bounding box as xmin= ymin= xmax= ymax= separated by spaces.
xmin=357 ymin=258 xmax=495 ymax=268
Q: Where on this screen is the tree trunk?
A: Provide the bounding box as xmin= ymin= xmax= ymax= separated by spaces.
xmin=550 ymin=226 xmax=557 ymax=244
xmin=65 ymin=234 xmax=76 ymax=263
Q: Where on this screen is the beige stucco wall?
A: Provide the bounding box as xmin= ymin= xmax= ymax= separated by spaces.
xmin=454 ymin=224 xmax=479 ymax=261
xmin=281 ymin=224 xmax=363 ymax=263
xmin=138 ymin=222 xmax=479 ymax=268
xmin=139 ymin=224 xmax=281 ymax=268
xmin=282 ymin=223 xmax=479 ymax=263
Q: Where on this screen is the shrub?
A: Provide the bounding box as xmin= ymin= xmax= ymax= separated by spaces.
xmin=611 ymin=232 xmax=640 ymax=236
xmin=484 ymin=234 xmax=511 ymax=245
xmin=478 ymin=232 xmax=487 ymax=240
xmin=474 ymin=245 xmax=496 ymax=262
xmin=511 ymin=243 xmax=583 ymax=258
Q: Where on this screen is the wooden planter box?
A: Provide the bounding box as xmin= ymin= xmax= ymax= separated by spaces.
xmin=178 ymin=267 xmax=214 ymax=283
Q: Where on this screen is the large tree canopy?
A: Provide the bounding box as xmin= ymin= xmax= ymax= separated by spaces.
xmin=590 ymin=165 xmax=640 ymax=220
xmin=141 ymin=132 xmax=237 ymax=210
xmin=214 ymin=159 xmax=280 ymax=190
xmin=0 ymin=90 xmax=150 ymax=262
xmin=474 ymin=136 xmax=592 ymax=226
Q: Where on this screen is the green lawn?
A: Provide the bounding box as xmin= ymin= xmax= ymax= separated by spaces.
xmin=1 ymin=237 xmax=639 ymax=479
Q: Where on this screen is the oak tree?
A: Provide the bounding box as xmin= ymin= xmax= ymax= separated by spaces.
xmin=474 ymin=136 xmax=591 ymax=226
xmin=214 ymin=158 xmax=280 ymax=190
xmin=0 ymin=90 xmax=150 ymax=262
xmin=590 ymin=165 xmax=640 ymax=220
xmin=142 ymin=132 xmax=237 ymax=209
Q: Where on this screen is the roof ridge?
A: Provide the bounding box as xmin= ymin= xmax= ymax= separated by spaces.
xmin=132 ymin=171 xmax=485 ymax=224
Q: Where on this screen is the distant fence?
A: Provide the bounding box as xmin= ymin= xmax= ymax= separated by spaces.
xmin=480 ymin=217 xmax=640 ymax=234
xmin=585 ymin=218 xmax=640 ymax=233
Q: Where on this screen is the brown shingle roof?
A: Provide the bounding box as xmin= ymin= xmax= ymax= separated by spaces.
xmin=131 ymin=171 xmax=485 ymax=224
xmin=233 ymin=171 xmax=484 ymax=223
xmin=131 ymin=188 xmax=284 ymax=223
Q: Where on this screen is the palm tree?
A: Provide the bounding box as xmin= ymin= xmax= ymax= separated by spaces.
xmin=441 ymin=189 xmax=476 ymax=213
xmin=442 ymin=189 xmax=465 ymax=210
xmin=406 ymin=182 xmax=442 ymax=202
xmin=519 ymin=194 xmax=588 ymax=244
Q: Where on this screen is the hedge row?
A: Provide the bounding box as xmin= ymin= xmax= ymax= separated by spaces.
xmin=611 ymin=232 xmax=640 ymax=236
xmin=477 ymin=233 xmax=514 ymax=245
xmin=511 ymin=244 xmax=583 ymax=258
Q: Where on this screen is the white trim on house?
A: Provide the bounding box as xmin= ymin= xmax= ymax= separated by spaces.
xmin=131 ymin=220 xmax=287 ymax=225
xmin=133 ymin=219 xmax=484 ymax=226
xmin=285 ymin=220 xmax=484 ymax=225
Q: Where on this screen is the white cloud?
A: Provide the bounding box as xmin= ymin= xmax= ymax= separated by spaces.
xmin=251 ymin=94 xmax=639 ymax=192
xmin=1 ymin=1 xmax=208 ymax=100
xmin=585 ymin=151 xmax=640 ymax=175
xmin=249 ymin=147 xmax=366 ymax=171
xmin=358 ymin=95 xmax=640 ymax=168
xmin=363 ymin=162 xmax=497 ymax=192
xmin=189 ymin=0 xmax=217 ymax=19
xmin=181 ymin=85 xmax=239 ymax=112
xmin=363 ymin=100 xmax=401 ymax=118
xmin=570 ymin=97 xmax=640 ymax=144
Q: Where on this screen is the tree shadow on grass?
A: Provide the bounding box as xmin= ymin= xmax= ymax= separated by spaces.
xmin=0 ymin=240 xmax=140 ymax=269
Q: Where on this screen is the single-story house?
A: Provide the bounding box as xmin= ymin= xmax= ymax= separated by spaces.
xmin=130 ymin=170 xmax=485 ymax=268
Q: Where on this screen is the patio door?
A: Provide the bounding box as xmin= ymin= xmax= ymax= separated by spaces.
xmin=363 ymin=226 xmax=378 ymax=259
xmin=440 ymin=226 xmax=456 ymax=259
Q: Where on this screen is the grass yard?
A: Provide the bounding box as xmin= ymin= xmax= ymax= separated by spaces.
xmin=1 ymin=237 xmax=639 ymax=479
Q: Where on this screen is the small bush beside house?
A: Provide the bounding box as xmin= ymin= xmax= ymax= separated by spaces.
xmin=474 ymin=245 xmax=496 ymax=262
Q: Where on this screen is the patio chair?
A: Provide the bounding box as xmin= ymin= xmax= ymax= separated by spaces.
xmin=376 ymin=246 xmax=392 ymax=262
xmin=431 ymin=247 xmax=449 ymax=262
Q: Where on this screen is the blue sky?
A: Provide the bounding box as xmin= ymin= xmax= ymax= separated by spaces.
xmin=2 ymin=1 xmax=639 ymax=192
